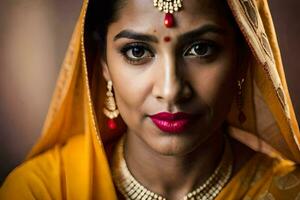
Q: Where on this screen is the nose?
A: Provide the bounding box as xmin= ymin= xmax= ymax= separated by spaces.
xmin=152 ymin=54 xmax=191 ymax=106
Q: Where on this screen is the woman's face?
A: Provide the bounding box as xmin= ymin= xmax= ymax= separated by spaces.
xmin=102 ymin=0 xmax=242 ymax=155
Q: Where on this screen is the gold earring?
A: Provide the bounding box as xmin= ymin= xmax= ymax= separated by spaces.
xmin=237 ymin=78 xmax=246 ymax=124
xmin=103 ymin=81 xmax=119 ymax=130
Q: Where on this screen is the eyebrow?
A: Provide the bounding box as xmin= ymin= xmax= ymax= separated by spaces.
xmin=114 ymin=30 xmax=159 ymax=43
xmin=113 ymin=24 xmax=226 ymax=43
xmin=178 ymin=24 xmax=226 ymax=41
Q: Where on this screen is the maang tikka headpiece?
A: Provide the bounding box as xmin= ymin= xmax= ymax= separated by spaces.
xmin=153 ymin=0 xmax=183 ymax=28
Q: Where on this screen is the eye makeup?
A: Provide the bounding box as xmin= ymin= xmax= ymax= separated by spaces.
xmin=183 ymin=40 xmax=220 ymax=59
xmin=119 ymin=42 xmax=155 ymax=65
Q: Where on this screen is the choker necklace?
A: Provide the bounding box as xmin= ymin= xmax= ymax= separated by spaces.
xmin=112 ymin=137 xmax=233 ymax=200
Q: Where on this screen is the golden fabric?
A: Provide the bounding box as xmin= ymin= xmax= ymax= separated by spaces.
xmin=1 ymin=135 xmax=300 ymax=200
xmin=1 ymin=0 xmax=300 ymax=199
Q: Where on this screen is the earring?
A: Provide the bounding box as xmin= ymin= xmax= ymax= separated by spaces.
xmin=103 ymin=81 xmax=119 ymax=130
xmin=237 ymin=78 xmax=246 ymax=124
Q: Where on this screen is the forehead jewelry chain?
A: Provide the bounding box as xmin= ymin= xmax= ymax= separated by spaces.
xmin=153 ymin=0 xmax=183 ymax=28
xmin=112 ymin=136 xmax=233 ymax=200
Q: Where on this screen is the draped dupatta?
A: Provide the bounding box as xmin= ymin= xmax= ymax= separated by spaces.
xmin=22 ymin=0 xmax=300 ymax=199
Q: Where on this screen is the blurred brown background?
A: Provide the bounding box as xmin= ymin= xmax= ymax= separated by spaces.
xmin=0 ymin=0 xmax=82 ymax=183
xmin=0 ymin=0 xmax=299 ymax=183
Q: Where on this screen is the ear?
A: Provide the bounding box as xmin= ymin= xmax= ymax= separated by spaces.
xmin=101 ymin=58 xmax=111 ymax=82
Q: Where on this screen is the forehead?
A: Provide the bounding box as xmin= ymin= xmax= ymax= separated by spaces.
xmin=109 ymin=0 xmax=232 ymax=34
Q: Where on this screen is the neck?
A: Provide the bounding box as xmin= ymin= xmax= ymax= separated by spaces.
xmin=124 ymin=130 xmax=225 ymax=200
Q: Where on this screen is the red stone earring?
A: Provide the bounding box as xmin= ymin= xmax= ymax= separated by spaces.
xmin=103 ymin=81 xmax=119 ymax=130
xmin=153 ymin=0 xmax=183 ymax=28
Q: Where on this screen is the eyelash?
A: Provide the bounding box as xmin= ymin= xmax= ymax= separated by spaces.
xmin=120 ymin=43 xmax=155 ymax=65
xmin=183 ymin=41 xmax=219 ymax=58
xmin=119 ymin=41 xmax=219 ymax=65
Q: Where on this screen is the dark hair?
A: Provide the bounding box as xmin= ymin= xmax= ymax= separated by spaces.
xmin=85 ymin=0 xmax=126 ymax=58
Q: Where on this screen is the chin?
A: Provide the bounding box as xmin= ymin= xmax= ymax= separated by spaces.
xmin=147 ymin=133 xmax=207 ymax=156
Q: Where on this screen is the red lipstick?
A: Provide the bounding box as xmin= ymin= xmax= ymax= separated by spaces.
xmin=149 ymin=112 xmax=194 ymax=133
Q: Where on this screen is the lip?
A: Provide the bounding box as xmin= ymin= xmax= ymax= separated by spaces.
xmin=149 ymin=112 xmax=194 ymax=133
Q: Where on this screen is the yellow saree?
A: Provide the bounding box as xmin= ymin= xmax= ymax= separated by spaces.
xmin=1 ymin=0 xmax=300 ymax=199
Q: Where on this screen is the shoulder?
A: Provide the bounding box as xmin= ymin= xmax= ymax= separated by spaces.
xmin=252 ymin=153 xmax=300 ymax=199
xmin=0 ymin=145 xmax=62 ymax=199
xmin=229 ymin=152 xmax=300 ymax=199
xmin=0 ymin=134 xmax=85 ymax=200
xmin=266 ymin=158 xmax=300 ymax=199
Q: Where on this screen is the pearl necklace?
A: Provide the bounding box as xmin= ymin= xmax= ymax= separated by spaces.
xmin=112 ymin=137 xmax=233 ymax=200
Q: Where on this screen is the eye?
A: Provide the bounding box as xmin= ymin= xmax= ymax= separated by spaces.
xmin=183 ymin=41 xmax=218 ymax=58
xmin=121 ymin=43 xmax=154 ymax=65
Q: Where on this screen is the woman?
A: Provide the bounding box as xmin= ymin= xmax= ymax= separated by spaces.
xmin=1 ymin=0 xmax=300 ymax=199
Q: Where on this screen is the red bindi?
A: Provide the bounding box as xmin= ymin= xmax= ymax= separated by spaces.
xmin=164 ymin=36 xmax=172 ymax=42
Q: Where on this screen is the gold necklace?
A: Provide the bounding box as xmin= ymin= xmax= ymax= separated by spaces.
xmin=112 ymin=136 xmax=233 ymax=200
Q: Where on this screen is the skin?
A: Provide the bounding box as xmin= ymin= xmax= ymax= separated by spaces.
xmin=101 ymin=0 xmax=254 ymax=199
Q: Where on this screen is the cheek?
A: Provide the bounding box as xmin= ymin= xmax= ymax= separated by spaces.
xmin=105 ymin=51 xmax=151 ymax=121
xmin=205 ymin=66 xmax=236 ymax=103
xmin=190 ymin=56 xmax=237 ymax=118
